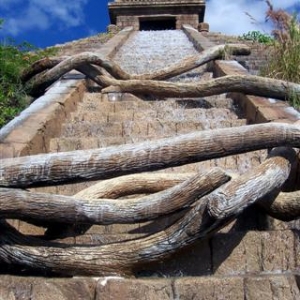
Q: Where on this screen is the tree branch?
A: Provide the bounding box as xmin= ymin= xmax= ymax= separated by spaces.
xmin=1 ymin=123 xmax=300 ymax=188
xmin=0 ymin=168 xmax=229 ymax=225
xmin=100 ymin=74 xmax=300 ymax=100
xmin=0 ymin=148 xmax=293 ymax=276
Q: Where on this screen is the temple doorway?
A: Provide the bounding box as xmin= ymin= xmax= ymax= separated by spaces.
xmin=139 ymin=17 xmax=176 ymax=31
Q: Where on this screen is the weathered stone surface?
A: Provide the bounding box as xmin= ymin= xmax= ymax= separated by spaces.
xmin=174 ymin=277 xmax=244 ymax=300
xmin=198 ymin=22 xmax=209 ymax=32
xmin=1 ymin=275 xmax=299 ymax=300
xmin=212 ymin=230 xmax=298 ymax=276
xmin=244 ymin=276 xmax=300 ymax=300
xmin=137 ymin=239 xmax=212 ymax=277
xmin=0 ymin=276 xmax=32 ymax=300
xmin=95 ymin=278 xmax=173 ymax=300
xmin=0 ymin=81 xmax=86 ymax=158
xmin=30 ymin=278 xmax=96 ymax=300
xmin=261 ymin=231 xmax=296 ymax=273
xmin=0 ymin=276 xmax=96 ymax=300
xmin=212 ymin=231 xmax=261 ymax=275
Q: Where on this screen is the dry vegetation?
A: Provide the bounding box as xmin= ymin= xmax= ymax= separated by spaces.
xmin=261 ymin=0 xmax=300 ymax=106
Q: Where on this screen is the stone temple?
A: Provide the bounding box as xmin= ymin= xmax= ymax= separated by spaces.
xmin=108 ymin=0 xmax=206 ymax=31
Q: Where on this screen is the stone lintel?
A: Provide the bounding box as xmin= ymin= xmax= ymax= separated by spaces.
xmin=108 ymin=1 xmax=206 ymax=26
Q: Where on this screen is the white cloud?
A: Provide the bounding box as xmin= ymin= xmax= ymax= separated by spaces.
xmin=0 ymin=0 xmax=88 ymax=36
xmin=205 ymin=0 xmax=299 ymax=35
xmin=4 ymin=6 xmax=50 ymax=36
xmin=30 ymin=0 xmax=88 ymax=27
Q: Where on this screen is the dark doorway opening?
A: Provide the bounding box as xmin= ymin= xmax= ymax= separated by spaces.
xmin=139 ymin=18 xmax=176 ymax=31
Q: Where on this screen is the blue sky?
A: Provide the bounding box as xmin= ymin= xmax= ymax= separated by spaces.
xmin=0 ymin=0 xmax=111 ymax=48
xmin=0 ymin=0 xmax=299 ymax=49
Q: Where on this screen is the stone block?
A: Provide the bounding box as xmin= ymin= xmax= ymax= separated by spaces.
xmin=255 ymin=105 xmax=297 ymax=123
xmin=244 ymin=276 xmax=300 ymax=300
xmin=261 ymin=231 xmax=297 ymax=273
xmin=199 ymin=22 xmax=209 ymax=32
xmin=183 ymin=24 xmax=215 ymax=51
xmin=108 ymin=110 xmax=134 ymax=122
xmin=0 ymin=144 xmax=16 ymax=159
xmin=132 ymin=110 xmax=157 ymax=121
xmin=266 ymin=218 xmax=300 ymax=231
xmin=111 ymin=122 xmax=126 ymax=136
xmin=61 ymin=84 xmax=86 ymax=112
xmin=122 ymin=120 xmax=148 ymax=136
xmin=174 ymin=277 xmax=244 ymax=300
xmin=96 ymin=278 xmax=173 ymax=300
xmin=243 ymin=96 xmax=270 ymax=123
xmin=138 ymin=239 xmax=212 ymax=277
xmin=107 ymin=24 xmax=120 ymax=34
xmin=2 ymin=126 xmax=34 ymax=144
xmin=1 ymin=277 xmax=96 ymax=300
xmin=0 ymin=276 xmax=32 ymax=300
xmin=175 ymin=121 xmax=204 ymax=134
xmin=146 ymin=121 xmax=176 ymax=136
xmin=212 ymin=231 xmax=261 ymax=275
xmin=0 ymin=287 xmax=15 ymax=300
xmin=212 ymin=230 xmax=298 ymax=276
xmin=30 ymin=278 xmax=96 ymax=300
xmin=213 ymin=60 xmax=248 ymax=77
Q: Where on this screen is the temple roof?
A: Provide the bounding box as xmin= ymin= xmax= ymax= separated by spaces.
xmin=108 ymin=0 xmax=206 ymax=25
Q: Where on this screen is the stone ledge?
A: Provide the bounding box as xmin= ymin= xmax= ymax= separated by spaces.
xmin=182 ymin=24 xmax=215 ymax=51
xmin=213 ymin=60 xmax=300 ymax=124
xmin=0 ymin=28 xmax=134 ymax=159
xmin=1 ymin=275 xmax=298 ymax=300
xmin=102 ymin=27 xmax=133 ymax=59
xmin=0 ymin=80 xmax=86 ymax=158
xmin=103 ymin=275 xmax=299 ymax=299
xmin=213 ymin=60 xmax=249 ymax=76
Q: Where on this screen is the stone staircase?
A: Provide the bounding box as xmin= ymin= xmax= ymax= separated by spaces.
xmin=204 ymin=32 xmax=272 ymax=75
xmin=1 ymin=29 xmax=299 ymax=299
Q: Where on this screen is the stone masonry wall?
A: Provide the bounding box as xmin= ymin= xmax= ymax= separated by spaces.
xmin=116 ymin=14 xmax=199 ymax=30
xmin=117 ymin=16 xmax=139 ymax=30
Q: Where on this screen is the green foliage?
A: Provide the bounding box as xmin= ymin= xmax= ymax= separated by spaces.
xmin=240 ymin=31 xmax=274 ymax=44
xmin=0 ymin=19 xmax=57 ymax=128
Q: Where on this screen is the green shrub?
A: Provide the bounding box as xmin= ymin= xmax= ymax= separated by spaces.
xmin=240 ymin=30 xmax=274 ymax=44
xmin=0 ymin=19 xmax=57 ymax=128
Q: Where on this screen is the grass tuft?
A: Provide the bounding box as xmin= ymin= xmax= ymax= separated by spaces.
xmin=0 ymin=19 xmax=57 ymax=128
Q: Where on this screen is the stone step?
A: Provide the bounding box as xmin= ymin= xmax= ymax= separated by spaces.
xmin=70 ymin=105 xmax=239 ymax=124
xmin=49 ymin=137 xmax=127 ymax=152
xmin=4 ymin=223 xmax=299 ymax=280
xmin=113 ymin=30 xmax=199 ymax=75
xmin=97 ymin=275 xmax=300 ymax=300
xmin=0 ymin=274 xmax=299 ymax=300
xmin=60 ymin=119 xmax=247 ymax=138
xmin=76 ymin=95 xmax=154 ymax=113
xmin=169 ymin=95 xmax=237 ymax=110
xmin=74 ymin=92 xmax=236 ymax=114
